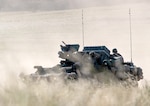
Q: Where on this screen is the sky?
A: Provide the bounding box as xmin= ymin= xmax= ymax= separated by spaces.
xmin=0 ymin=0 xmax=150 ymax=11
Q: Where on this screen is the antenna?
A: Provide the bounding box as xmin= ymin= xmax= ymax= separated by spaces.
xmin=82 ymin=9 xmax=85 ymax=48
xmin=129 ymin=8 xmax=133 ymax=62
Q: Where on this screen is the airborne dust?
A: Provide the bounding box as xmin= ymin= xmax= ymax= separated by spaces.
xmin=0 ymin=2 xmax=150 ymax=106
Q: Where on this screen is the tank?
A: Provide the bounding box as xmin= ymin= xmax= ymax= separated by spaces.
xmin=20 ymin=41 xmax=143 ymax=87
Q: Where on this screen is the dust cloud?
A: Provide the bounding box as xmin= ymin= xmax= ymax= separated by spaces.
xmin=0 ymin=72 xmax=150 ymax=106
xmin=0 ymin=2 xmax=150 ymax=106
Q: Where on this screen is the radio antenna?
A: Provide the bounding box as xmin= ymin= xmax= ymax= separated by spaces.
xmin=82 ymin=9 xmax=85 ymax=48
xmin=129 ymin=8 xmax=133 ymax=62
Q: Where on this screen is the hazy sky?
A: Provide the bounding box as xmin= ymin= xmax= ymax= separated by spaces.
xmin=0 ymin=0 xmax=150 ymax=11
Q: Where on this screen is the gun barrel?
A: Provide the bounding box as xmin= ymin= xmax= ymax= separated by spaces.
xmin=62 ymin=41 xmax=67 ymax=46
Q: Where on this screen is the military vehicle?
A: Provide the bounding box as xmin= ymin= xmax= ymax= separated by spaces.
xmin=20 ymin=41 xmax=143 ymax=86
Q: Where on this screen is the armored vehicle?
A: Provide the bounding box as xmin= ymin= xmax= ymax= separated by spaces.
xmin=20 ymin=41 xmax=143 ymax=86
